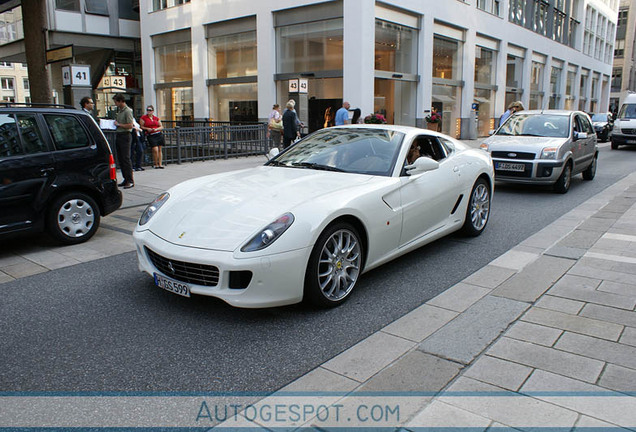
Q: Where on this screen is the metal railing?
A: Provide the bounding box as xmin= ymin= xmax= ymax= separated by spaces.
xmin=103 ymin=123 xmax=271 ymax=167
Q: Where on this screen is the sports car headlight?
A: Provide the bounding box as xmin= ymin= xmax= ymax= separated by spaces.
xmin=241 ymin=213 xmax=295 ymax=252
xmin=139 ymin=192 xmax=170 ymax=226
xmin=540 ymin=147 xmax=558 ymax=159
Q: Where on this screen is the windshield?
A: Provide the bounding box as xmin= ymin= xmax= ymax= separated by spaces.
xmin=591 ymin=113 xmax=608 ymax=122
xmin=618 ymin=104 xmax=636 ymax=120
xmin=496 ymin=113 xmax=570 ymax=138
xmin=266 ymin=128 xmax=404 ymax=176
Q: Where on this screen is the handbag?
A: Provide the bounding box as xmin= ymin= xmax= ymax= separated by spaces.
xmin=269 ymin=118 xmax=283 ymax=131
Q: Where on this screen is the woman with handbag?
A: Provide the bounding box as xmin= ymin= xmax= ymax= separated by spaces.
xmin=268 ymin=104 xmax=283 ymax=148
xmin=140 ymin=105 xmax=165 ymax=169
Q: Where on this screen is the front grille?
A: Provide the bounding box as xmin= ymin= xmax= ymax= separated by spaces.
xmin=621 ymin=129 xmax=636 ymax=135
xmin=145 ymin=247 xmax=219 ymax=287
xmin=491 ymin=151 xmax=536 ymax=160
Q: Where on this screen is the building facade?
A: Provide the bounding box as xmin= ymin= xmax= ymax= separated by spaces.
xmin=0 ymin=0 xmax=142 ymax=117
xmin=140 ymin=0 xmax=617 ymax=138
xmin=610 ymin=0 xmax=636 ymax=112
xmin=0 ymin=61 xmax=29 ymax=103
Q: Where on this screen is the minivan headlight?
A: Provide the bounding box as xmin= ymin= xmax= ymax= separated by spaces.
xmin=139 ymin=192 xmax=170 ymax=225
xmin=540 ymin=147 xmax=558 ymax=159
xmin=241 ymin=213 xmax=295 ymax=252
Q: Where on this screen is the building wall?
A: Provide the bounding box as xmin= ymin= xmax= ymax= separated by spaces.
xmin=610 ymin=0 xmax=636 ymax=110
xmin=139 ymin=0 xmax=617 ymax=138
xmin=0 ymin=62 xmax=29 ymax=103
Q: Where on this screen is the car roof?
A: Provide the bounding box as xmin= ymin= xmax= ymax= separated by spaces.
xmin=517 ymin=110 xmax=581 ymax=116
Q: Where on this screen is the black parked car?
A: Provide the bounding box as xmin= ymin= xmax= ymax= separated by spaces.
xmin=590 ymin=112 xmax=613 ymax=142
xmin=0 ymin=103 xmax=122 ymax=244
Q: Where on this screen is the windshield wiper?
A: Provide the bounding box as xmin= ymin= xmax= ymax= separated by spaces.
xmin=291 ymin=162 xmax=345 ymax=172
xmin=266 ymin=160 xmax=288 ymax=167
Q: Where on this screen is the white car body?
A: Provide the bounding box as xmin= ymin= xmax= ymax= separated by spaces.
xmin=133 ymin=125 xmax=494 ymax=308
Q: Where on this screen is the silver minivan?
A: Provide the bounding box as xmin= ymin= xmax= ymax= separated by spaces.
xmin=481 ymin=110 xmax=598 ymax=194
xmin=611 ymin=92 xmax=636 ymax=150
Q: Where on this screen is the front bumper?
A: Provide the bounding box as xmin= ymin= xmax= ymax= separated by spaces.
xmin=611 ymin=133 xmax=636 ymax=146
xmin=492 ymin=157 xmax=566 ymax=185
xmin=133 ymin=229 xmax=312 ymax=308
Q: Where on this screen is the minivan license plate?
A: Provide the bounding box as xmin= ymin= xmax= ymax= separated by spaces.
xmin=496 ymin=162 xmax=525 ymax=172
xmin=154 ymin=273 xmax=190 ymax=297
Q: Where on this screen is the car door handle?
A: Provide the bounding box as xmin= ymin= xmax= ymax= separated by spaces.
xmin=453 ymin=166 xmax=459 ymax=172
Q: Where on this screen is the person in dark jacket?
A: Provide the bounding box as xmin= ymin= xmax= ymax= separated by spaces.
xmin=282 ymin=101 xmax=299 ymax=149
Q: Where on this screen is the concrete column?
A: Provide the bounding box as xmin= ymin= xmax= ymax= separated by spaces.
xmin=460 ymin=28 xmax=477 ymax=139
xmin=257 ymin=11 xmax=276 ymax=122
xmin=544 ymin=56 xmax=553 ymax=110
xmin=495 ymin=42 xmax=509 ymax=120
xmin=343 ymin=0 xmax=375 ymax=117
xmin=191 ymin=24 xmax=209 ymax=120
xmin=140 ymin=0 xmax=156 ymax=110
xmin=417 ymin=13 xmax=434 ymax=128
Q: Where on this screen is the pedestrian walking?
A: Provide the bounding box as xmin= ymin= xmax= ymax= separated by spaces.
xmin=268 ymin=104 xmax=283 ymax=148
xmin=140 ymin=105 xmax=165 ymax=169
xmin=130 ymin=118 xmax=145 ymax=172
xmin=282 ymin=101 xmax=299 ymax=149
xmin=335 ymin=101 xmax=351 ymax=126
xmin=112 ymin=94 xmax=134 ymax=189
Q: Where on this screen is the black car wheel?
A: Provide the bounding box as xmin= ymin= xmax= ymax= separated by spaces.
xmin=553 ymin=163 xmax=572 ymax=194
xmin=611 ymin=141 xmax=620 ymax=150
xmin=304 ymin=223 xmax=363 ymax=307
xmin=47 ymin=192 xmax=101 ymax=245
xmin=582 ymin=155 xmax=597 ymax=181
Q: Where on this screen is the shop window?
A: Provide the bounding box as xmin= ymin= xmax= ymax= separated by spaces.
xmin=155 ymin=42 xmax=192 ymax=84
xmin=277 ymin=18 xmax=343 ymax=73
xmin=433 ymin=36 xmax=461 ymax=80
xmin=374 ymin=19 xmax=417 ymax=74
xmin=208 ymin=31 xmax=257 ymax=79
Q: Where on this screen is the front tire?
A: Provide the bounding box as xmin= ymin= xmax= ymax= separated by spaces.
xmin=47 ymin=192 xmax=100 ymax=245
xmin=611 ymin=141 xmax=619 ymax=150
xmin=304 ymin=223 xmax=363 ymax=307
xmin=553 ymin=163 xmax=572 ymax=194
xmin=461 ymin=178 xmax=491 ymax=237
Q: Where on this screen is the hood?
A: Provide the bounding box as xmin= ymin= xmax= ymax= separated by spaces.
xmin=484 ymin=135 xmax=568 ymax=153
xmin=149 ymin=166 xmax=374 ymax=251
xmin=593 ymin=121 xmax=609 ymax=128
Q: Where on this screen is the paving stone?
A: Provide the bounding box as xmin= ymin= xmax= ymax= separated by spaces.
xmin=548 ymin=283 xmax=636 ymax=311
xmin=487 ymin=337 xmax=605 ymax=383
xmin=598 ymin=280 xmax=636 ymax=297
xmin=491 ymin=256 xmax=575 ymax=303
xmin=598 ymin=364 xmax=636 ymax=394
xmin=521 ymin=307 xmax=623 ymax=341
xmin=405 ymin=399 xmax=491 ymax=430
xmin=556 ymin=331 xmax=636 ymax=370
xmin=440 ymin=376 xmax=578 ymax=429
xmin=535 ymin=295 xmax=585 ymax=315
xmin=592 ymin=210 xmax=624 ymax=220
xmin=427 ymin=282 xmax=491 ymax=313
xmin=619 ymin=327 xmax=636 ymax=347
xmin=419 ymin=296 xmax=528 ymax=365
xmin=382 ymin=304 xmax=458 ymax=343
xmin=0 ymin=271 xmax=15 ymax=284
xmin=322 ymin=331 xmax=415 ymax=382
xmin=603 ymin=233 xmax=636 ymax=243
xmin=1 ymin=261 xmax=49 ymax=278
xmin=580 ymin=304 xmax=636 ymax=328
xmin=574 ymin=415 xmax=631 ymax=431
xmin=505 ymin=320 xmax=563 ymax=347
xmin=489 ymin=250 xmax=539 ymax=271
xmin=281 ymin=366 xmax=359 ymax=393
xmin=551 ymin=274 xmax=601 ymax=291
xmin=569 ymin=261 xmax=636 ymax=286
xmin=358 ymin=351 xmax=461 ymax=393
xmin=577 ymin=217 xmax=617 ymax=232
xmin=463 ymin=355 xmax=533 ymax=391
xmin=544 ymin=245 xmax=587 ymax=260
xmin=557 ymin=229 xmax=604 ymax=249
xmin=462 ymin=265 xmax=516 ymax=289
xmin=521 ymin=369 xmax=636 ymax=428
xmin=0 ymin=254 xmax=29 ymax=267
xmin=520 ymin=224 xmax=577 ymax=250
xmin=581 ymin=255 xmax=636 ymax=275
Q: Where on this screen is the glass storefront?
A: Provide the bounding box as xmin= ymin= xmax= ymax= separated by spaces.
xmin=374 ymin=18 xmax=417 ymax=126
xmin=564 ymin=69 xmax=576 ymax=110
xmin=432 ymin=35 xmax=463 ymax=137
xmin=277 ymin=18 xmax=343 ymax=74
xmin=549 ymin=65 xmax=562 ymax=109
xmin=210 ymin=83 xmax=257 ymax=122
xmin=474 ymin=46 xmax=496 ymax=136
xmin=530 ymin=60 xmax=545 ymax=109
xmin=578 ymin=73 xmax=588 ymax=111
xmin=155 ymin=41 xmax=193 ymax=121
xmin=505 ymin=54 xmax=524 ymax=107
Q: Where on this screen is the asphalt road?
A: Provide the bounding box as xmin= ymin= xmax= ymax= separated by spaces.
xmin=2 ymin=144 xmax=635 ymax=394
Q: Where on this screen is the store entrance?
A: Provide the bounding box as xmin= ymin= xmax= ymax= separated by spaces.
xmin=308 ymin=98 xmax=341 ymax=133
xmin=228 ymin=100 xmax=258 ymax=123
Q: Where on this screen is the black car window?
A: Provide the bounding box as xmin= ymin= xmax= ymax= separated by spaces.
xmin=580 ymin=115 xmax=594 ymax=134
xmin=17 ymin=114 xmax=48 ymax=154
xmin=44 ymin=114 xmax=91 ymax=150
xmin=0 ymin=113 xmax=23 ymax=158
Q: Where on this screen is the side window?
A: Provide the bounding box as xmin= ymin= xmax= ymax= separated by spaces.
xmin=581 ymin=116 xmax=594 ymax=134
xmin=44 ymin=114 xmax=91 ymax=150
xmin=0 ymin=114 xmax=24 ymax=158
xmin=16 ymin=114 xmax=48 ymax=154
xmin=573 ymin=116 xmax=582 ymax=133
xmin=438 ymin=137 xmax=455 ymax=157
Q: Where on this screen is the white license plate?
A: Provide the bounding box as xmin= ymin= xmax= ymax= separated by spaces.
xmin=627 ymin=140 xmax=636 ymax=144
xmin=496 ymin=162 xmax=526 ymax=172
xmin=154 ymin=273 xmax=190 ymax=297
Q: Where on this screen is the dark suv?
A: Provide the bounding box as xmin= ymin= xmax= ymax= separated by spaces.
xmin=0 ymin=104 xmax=122 ymax=244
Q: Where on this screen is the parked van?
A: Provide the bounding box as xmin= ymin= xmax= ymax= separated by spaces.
xmin=611 ymin=92 xmax=636 ymax=150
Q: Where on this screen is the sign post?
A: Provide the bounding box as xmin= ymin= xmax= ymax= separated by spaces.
xmin=61 ymin=64 xmax=92 ymax=108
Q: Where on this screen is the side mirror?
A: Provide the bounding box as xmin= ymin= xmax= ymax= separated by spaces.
xmin=405 ymin=157 xmax=440 ymax=175
xmin=267 ymin=148 xmax=280 ymax=160
xmin=573 ymin=132 xmax=588 ymax=141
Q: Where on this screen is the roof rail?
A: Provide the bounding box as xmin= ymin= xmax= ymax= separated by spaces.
xmin=0 ymin=102 xmax=77 ymax=109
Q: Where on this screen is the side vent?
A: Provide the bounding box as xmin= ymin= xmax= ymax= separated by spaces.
xmin=450 ymin=195 xmax=464 ymax=215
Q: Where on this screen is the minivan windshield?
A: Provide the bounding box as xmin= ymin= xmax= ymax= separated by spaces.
xmin=496 ymin=114 xmax=570 ymax=138
xmin=591 ymin=113 xmax=610 ymax=123
xmin=617 ymin=104 xmax=636 ymax=120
